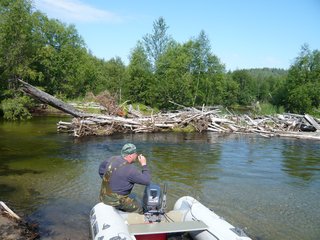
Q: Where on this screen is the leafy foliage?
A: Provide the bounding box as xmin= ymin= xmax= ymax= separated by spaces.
xmin=143 ymin=17 xmax=173 ymax=70
xmin=283 ymin=44 xmax=320 ymax=114
xmin=125 ymin=42 xmax=154 ymax=105
xmin=0 ymin=1 xmax=318 ymax=120
xmin=1 ymin=96 xmax=34 ymax=120
xmin=0 ymin=0 xmax=36 ymax=86
xmin=154 ymin=31 xmax=226 ymax=109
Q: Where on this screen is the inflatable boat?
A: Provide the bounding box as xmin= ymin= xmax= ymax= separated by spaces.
xmin=90 ymin=183 xmax=252 ymax=240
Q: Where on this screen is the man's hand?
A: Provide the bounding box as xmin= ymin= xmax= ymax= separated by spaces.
xmin=138 ymin=154 xmax=147 ymax=166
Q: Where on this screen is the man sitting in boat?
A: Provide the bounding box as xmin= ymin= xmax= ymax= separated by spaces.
xmin=99 ymin=143 xmax=151 ymax=213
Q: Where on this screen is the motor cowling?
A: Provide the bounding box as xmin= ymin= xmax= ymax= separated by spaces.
xmin=142 ymin=183 xmax=166 ymax=222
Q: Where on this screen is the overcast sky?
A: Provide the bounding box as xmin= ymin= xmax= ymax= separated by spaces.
xmin=34 ymin=0 xmax=320 ymax=70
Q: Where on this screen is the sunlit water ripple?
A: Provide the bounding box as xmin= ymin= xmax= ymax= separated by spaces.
xmin=0 ymin=117 xmax=319 ymax=240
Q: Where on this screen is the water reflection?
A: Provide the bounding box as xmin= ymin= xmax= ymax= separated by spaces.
xmin=146 ymin=138 xmax=222 ymax=202
xmin=281 ymin=139 xmax=320 ymax=181
xmin=0 ymin=164 xmax=44 ymax=176
xmin=0 ymin=184 xmax=16 ymax=194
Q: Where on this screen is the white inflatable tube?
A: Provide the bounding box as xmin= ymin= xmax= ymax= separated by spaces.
xmin=90 ymin=202 xmax=135 ymax=240
xmin=174 ymin=196 xmax=252 ymax=240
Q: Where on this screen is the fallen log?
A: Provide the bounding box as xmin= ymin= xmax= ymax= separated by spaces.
xmin=304 ymin=114 xmax=320 ymax=131
xmin=275 ymin=132 xmax=320 ymax=140
xmin=18 ymin=79 xmax=86 ymax=118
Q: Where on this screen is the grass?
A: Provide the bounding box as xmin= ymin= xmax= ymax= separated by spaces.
xmin=172 ymin=124 xmax=196 ymax=133
xmin=227 ymin=102 xmax=285 ymax=116
xmin=122 ymin=102 xmax=160 ymax=116
xmin=259 ymin=102 xmax=285 ymax=115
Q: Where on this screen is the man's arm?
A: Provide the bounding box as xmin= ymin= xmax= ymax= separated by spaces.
xmin=98 ymin=159 xmax=109 ymax=178
xmin=128 ymin=164 xmax=151 ymax=185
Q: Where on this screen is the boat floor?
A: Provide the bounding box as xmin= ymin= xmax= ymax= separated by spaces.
xmin=120 ymin=210 xmax=208 ymax=235
xmin=129 ymin=220 xmax=207 ymax=235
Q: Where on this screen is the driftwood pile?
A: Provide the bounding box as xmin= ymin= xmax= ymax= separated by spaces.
xmin=57 ymin=107 xmax=320 ymax=140
xmin=17 ymin=79 xmax=320 ymax=140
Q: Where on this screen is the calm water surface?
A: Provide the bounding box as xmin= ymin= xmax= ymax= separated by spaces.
xmin=0 ymin=116 xmax=319 ymax=240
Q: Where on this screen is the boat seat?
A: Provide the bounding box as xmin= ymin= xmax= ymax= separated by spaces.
xmin=128 ymin=220 xmax=208 ymax=235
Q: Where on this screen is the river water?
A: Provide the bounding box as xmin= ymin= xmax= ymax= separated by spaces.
xmin=0 ymin=116 xmax=319 ymax=240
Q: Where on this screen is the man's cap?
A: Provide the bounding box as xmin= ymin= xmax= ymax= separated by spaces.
xmin=121 ymin=143 xmax=137 ymax=157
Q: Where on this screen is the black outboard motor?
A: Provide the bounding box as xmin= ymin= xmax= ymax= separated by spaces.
xmin=142 ymin=183 xmax=167 ymax=222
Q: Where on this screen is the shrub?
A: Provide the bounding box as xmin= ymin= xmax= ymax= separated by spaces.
xmin=259 ymin=102 xmax=285 ymax=115
xmin=1 ymin=96 xmax=34 ymax=120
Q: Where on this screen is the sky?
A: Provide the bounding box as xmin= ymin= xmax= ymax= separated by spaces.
xmin=34 ymin=0 xmax=320 ymax=71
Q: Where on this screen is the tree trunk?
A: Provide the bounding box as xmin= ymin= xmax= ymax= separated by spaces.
xmin=18 ymin=79 xmax=85 ymax=117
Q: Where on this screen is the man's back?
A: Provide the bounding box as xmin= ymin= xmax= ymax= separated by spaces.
xmin=101 ymin=156 xmax=151 ymax=195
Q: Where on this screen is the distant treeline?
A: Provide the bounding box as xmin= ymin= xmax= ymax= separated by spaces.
xmin=0 ymin=0 xmax=319 ymax=120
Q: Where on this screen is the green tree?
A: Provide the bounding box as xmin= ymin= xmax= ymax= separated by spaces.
xmin=79 ymin=54 xmax=108 ymax=95
xmin=284 ymin=44 xmax=320 ymax=113
xmin=199 ymin=53 xmax=226 ymax=106
xmin=126 ymin=42 xmax=153 ymax=105
xmin=143 ymin=17 xmax=173 ymax=71
xmin=155 ymin=42 xmax=193 ymax=109
xmin=0 ymin=0 xmax=44 ymax=120
xmin=266 ymin=75 xmax=286 ymax=105
xmin=0 ymin=0 xmax=88 ymax=100
xmin=223 ymin=74 xmax=239 ymax=107
xmin=31 ymin=16 xmax=87 ymax=98
xmin=0 ymin=0 xmax=37 ymax=92
xmin=232 ymin=70 xmax=255 ymax=105
xmin=187 ymin=31 xmax=226 ymax=106
xmin=153 ymin=31 xmax=226 ymax=109
xmin=97 ymin=57 xmax=127 ymax=102
xmin=245 ymin=68 xmax=288 ymax=107
xmin=0 ymin=0 xmax=97 ymax=119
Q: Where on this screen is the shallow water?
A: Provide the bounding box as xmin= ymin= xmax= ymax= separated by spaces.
xmin=0 ymin=116 xmax=319 ymax=240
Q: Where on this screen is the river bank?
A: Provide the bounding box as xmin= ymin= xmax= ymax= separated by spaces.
xmin=0 ymin=202 xmax=38 ymax=240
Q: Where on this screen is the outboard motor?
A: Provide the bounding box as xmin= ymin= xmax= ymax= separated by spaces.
xmin=142 ymin=183 xmax=167 ymax=222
